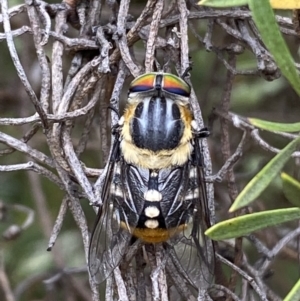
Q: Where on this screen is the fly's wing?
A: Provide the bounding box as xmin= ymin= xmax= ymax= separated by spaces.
xmin=191 ymin=138 xmax=215 ymax=287
xmin=88 ymin=195 xmax=131 ymax=284
xmin=88 ymin=159 xmax=145 ymax=284
xmin=123 ymin=164 xmax=148 ymax=218
xmin=159 ymin=143 xmax=215 ymax=289
xmin=174 ymin=162 xmax=215 ymax=289
xmin=88 ymin=157 xmax=133 ymax=284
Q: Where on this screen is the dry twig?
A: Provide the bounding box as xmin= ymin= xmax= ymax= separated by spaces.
xmin=0 ymin=0 xmax=299 ymax=300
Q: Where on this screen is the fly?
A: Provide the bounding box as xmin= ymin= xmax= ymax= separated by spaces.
xmin=88 ymin=72 xmax=215 ymax=290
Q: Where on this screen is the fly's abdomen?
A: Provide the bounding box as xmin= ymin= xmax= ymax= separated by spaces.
xmin=124 ymin=167 xmax=192 ymax=243
xmin=131 ymin=97 xmax=184 ymax=152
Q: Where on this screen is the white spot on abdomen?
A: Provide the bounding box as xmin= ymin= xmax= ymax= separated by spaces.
xmin=145 ymin=219 xmax=159 ymax=229
xmin=144 ymin=206 xmax=160 ymax=218
xmin=144 ymin=189 xmax=162 ymax=202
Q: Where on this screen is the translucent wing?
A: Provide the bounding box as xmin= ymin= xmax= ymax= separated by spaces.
xmin=88 ymin=159 xmax=133 ymax=284
xmin=192 ymin=136 xmax=215 ymax=286
xmin=159 ymin=136 xmax=215 ymax=289
xmin=88 ymin=126 xmax=144 ymax=283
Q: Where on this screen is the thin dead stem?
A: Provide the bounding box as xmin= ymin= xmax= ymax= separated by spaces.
xmin=0 ymin=1 xmax=299 ymax=300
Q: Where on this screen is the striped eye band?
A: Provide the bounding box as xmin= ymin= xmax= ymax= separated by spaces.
xmin=129 ymin=72 xmax=191 ymax=97
xmin=162 ymin=73 xmax=190 ymax=97
xmin=129 ymin=73 xmax=157 ymax=93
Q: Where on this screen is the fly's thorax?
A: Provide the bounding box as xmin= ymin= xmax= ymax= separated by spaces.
xmin=131 ymin=96 xmax=184 ymax=151
xmin=120 ymin=141 xmax=193 ymax=169
xmin=120 ymin=96 xmax=194 ymax=169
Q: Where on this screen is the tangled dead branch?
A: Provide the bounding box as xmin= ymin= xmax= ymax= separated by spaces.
xmin=0 ymin=1 xmax=299 ymax=301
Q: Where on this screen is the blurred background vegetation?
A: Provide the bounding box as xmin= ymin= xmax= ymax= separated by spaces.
xmin=1 ymin=0 xmax=300 ymax=300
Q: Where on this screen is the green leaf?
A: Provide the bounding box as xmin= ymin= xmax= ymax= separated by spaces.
xmin=248 ymin=118 xmax=300 ymax=133
xmin=284 ymin=278 xmax=300 ymax=301
xmin=230 ymin=137 xmax=300 ymax=212
xmin=206 ymin=208 xmax=300 ymax=240
xmin=283 ymin=279 xmax=300 ymax=301
xmin=282 ymin=172 xmax=300 ymax=207
xmin=248 ymin=0 xmax=300 ymax=97
xmin=198 ymin=0 xmax=247 ymax=6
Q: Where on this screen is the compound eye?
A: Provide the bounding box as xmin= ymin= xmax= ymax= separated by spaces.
xmin=129 ymin=73 xmax=157 ymax=93
xmin=162 ymin=74 xmax=191 ymax=97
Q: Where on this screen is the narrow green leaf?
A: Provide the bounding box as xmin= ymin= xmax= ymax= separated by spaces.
xmin=230 ymin=137 xmax=300 ymax=212
xmin=284 ymin=278 xmax=300 ymax=301
xmin=248 ymin=0 xmax=300 ymax=97
xmin=248 ymin=118 xmax=300 ymax=133
xmin=198 ymin=0 xmax=247 ymax=6
xmin=282 ymin=172 xmax=300 ymax=207
xmin=206 ymin=208 xmax=300 ymax=240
